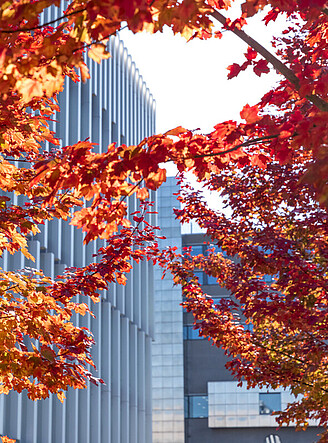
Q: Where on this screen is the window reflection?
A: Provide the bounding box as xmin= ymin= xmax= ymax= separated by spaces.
xmin=183 ymin=325 xmax=204 ymax=340
xmin=259 ymin=393 xmax=281 ymax=415
xmin=185 ymin=395 xmax=208 ymax=418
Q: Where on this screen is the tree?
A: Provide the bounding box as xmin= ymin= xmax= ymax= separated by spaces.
xmin=0 ymin=0 xmax=328 ymax=440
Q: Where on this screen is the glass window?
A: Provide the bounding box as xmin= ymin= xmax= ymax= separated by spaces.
xmin=259 ymin=393 xmax=281 ymax=415
xmin=207 ymin=274 xmax=218 ymax=285
xmin=243 ymin=322 xmax=254 ymax=332
xmin=185 ymin=395 xmax=208 ymax=418
xmin=183 ymin=325 xmax=204 ymax=340
xmin=189 ymin=327 xmax=203 ymax=340
xmin=190 ymin=245 xmax=203 ymax=256
xmin=206 ymin=244 xmax=228 ymax=257
xmin=184 ymin=396 xmax=189 ymax=418
xmin=193 ymin=270 xmax=204 ymax=285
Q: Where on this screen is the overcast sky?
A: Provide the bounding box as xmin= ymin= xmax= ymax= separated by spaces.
xmin=121 ymin=5 xmax=284 ymax=134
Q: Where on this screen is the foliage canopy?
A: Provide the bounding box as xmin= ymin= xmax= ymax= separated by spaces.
xmin=0 ymin=0 xmax=328 ymax=440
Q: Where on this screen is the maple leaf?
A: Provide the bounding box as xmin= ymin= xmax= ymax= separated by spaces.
xmin=79 ymin=63 xmax=90 ymax=83
xmin=240 ymin=104 xmax=260 ymax=124
xmin=88 ymin=44 xmax=111 ymax=64
xmin=165 ymin=126 xmax=188 ymax=136
xmin=1 ymin=437 xmax=16 ymax=443
xmin=0 ymin=0 xmax=327 ymax=438
xmin=136 ymin=187 xmax=149 ymax=200
xmin=250 ymin=153 xmax=269 ymax=168
xmin=207 ymin=0 xmax=231 ymax=9
xmin=57 ymin=391 xmax=66 ymax=403
xmin=253 ymin=59 xmax=270 ymax=76
xmin=40 ymin=347 xmax=56 ymax=363
xmin=144 ymin=168 xmax=167 ymax=190
xmin=245 ymin=46 xmax=257 ymax=61
xmin=264 ymin=8 xmax=280 ymax=25
xmin=17 ymin=78 xmax=43 ymax=102
xmin=227 ymin=63 xmax=241 ymax=79
xmin=241 ymin=0 xmax=266 ymax=17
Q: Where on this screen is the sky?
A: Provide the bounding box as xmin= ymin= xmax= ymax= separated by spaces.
xmin=120 ymin=4 xmax=286 ymax=207
xmin=120 ymin=4 xmax=284 ymax=134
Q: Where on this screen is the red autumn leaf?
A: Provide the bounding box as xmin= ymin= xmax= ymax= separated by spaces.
xmin=245 ymin=46 xmax=257 ymax=61
xmin=1 ymin=437 xmax=16 ymax=443
xmin=144 ymin=168 xmax=167 ymax=190
xmin=264 ymin=8 xmax=280 ymax=25
xmin=250 ymin=153 xmax=269 ymax=168
xmin=207 ymin=0 xmax=231 ymax=9
xmin=253 ymin=59 xmax=270 ymax=76
xmin=240 ymin=104 xmax=260 ymax=124
xmin=241 ymin=0 xmax=261 ymax=17
xmin=227 ymin=63 xmax=241 ymax=79
xmin=214 ymin=30 xmax=223 ymax=39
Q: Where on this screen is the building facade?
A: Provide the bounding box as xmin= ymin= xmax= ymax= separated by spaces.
xmin=154 ymin=177 xmax=320 ymax=443
xmin=0 ymin=28 xmax=156 ymax=443
xmin=152 ymin=179 xmax=185 ymax=443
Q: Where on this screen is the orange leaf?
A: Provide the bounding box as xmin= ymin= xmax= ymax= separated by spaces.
xmin=57 ymin=391 xmax=66 ymax=403
xmin=88 ymin=44 xmax=111 ymax=64
xmin=137 ymin=187 xmax=149 ymax=200
xmin=1 ymin=437 xmax=16 ymax=443
xmin=240 ymin=104 xmax=260 ymax=124
xmin=18 ymin=78 xmax=43 ymax=102
xmin=165 ymin=126 xmax=188 ymax=136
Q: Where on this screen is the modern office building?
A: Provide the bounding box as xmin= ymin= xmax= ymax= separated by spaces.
xmin=154 ymin=177 xmax=320 ymax=443
xmin=0 ymin=30 xmax=156 ymax=443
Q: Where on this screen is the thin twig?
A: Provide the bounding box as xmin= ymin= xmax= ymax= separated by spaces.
xmin=211 ymin=9 xmax=328 ymax=113
xmin=71 ymin=25 xmax=127 ymax=55
xmin=0 ymin=7 xmax=86 ymax=33
xmin=170 ymin=134 xmax=281 ymax=161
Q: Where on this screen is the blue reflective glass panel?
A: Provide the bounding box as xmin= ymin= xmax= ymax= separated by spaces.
xmin=189 ymin=327 xmax=203 ymax=340
xmin=189 ymin=395 xmax=208 ymax=418
xmin=190 ymin=245 xmax=203 ymax=256
xmin=193 ymin=271 xmax=204 ymax=285
xmin=207 ymin=275 xmax=218 ymax=285
xmin=184 ymin=396 xmax=189 ymax=418
xmin=259 ymin=393 xmax=281 ymax=414
xmin=183 ymin=325 xmax=204 ymax=340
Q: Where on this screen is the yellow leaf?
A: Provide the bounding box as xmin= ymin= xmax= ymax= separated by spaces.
xmin=88 ymin=44 xmax=111 ymax=64
xmin=17 ymin=78 xmax=43 ymax=103
xmin=57 ymin=391 xmax=66 ymax=403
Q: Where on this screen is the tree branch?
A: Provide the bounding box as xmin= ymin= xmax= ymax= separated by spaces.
xmin=169 ymin=134 xmax=281 ymax=161
xmin=195 ymin=134 xmax=279 ymax=158
xmin=211 ymin=9 xmax=328 ymax=113
xmin=71 ymin=25 xmax=127 ymax=55
xmin=0 ymin=7 xmax=86 ymax=33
